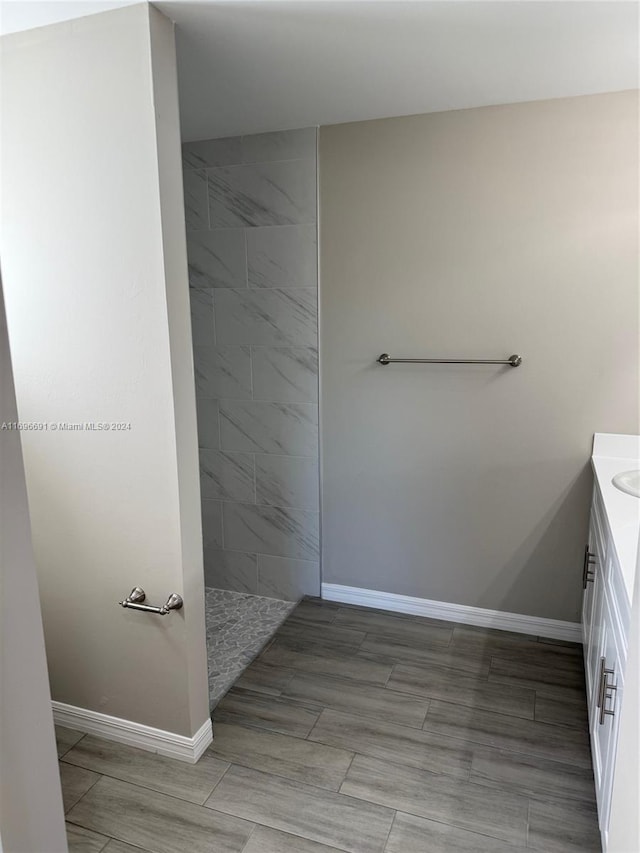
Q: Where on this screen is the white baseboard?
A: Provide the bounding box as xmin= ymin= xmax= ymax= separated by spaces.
xmin=52 ymin=701 xmax=213 ymax=764
xmin=321 ymin=583 xmax=582 ymax=642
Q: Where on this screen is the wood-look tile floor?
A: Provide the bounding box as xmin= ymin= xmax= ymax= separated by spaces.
xmin=61 ymin=598 xmax=601 ymax=853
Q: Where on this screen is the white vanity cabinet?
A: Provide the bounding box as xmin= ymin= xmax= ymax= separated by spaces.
xmin=583 ymin=471 xmax=633 ymax=852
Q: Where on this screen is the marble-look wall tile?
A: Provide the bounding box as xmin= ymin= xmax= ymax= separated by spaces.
xmin=242 ymin=128 xmax=317 ymax=164
xmin=190 ymin=287 xmax=214 ymax=347
xmin=223 ymin=503 xmax=319 ymax=561
xmin=202 ymin=499 xmax=224 ymax=550
xmin=255 ymin=454 xmax=319 ymax=510
xmin=247 ymin=225 xmax=317 ymax=289
xmin=183 ymin=169 xmax=208 ymax=231
xmin=187 ymin=229 xmax=246 ymax=289
xmin=214 ymin=289 xmax=317 ymax=348
xmin=196 ymin=397 xmax=220 ymax=450
xmin=252 ymin=347 xmax=318 ymax=403
xmin=200 ymin=450 xmax=255 ymax=502
xmin=194 ymin=346 xmax=252 ymax=399
xmin=257 ymin=555 xmax=320 ymax=600
xmin=208 ymin=161 xmax=316 ymax=228
xmin=204 ymin=550 xmax=258 ymax=594
xmin=219 ymin=401 xmax=318 ymax=456
xmin=183 ymin=137 xmax=242 ymax=170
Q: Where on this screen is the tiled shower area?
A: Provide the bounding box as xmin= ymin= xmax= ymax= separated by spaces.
xmin=182 ymin=128 xmax=320 ymax=706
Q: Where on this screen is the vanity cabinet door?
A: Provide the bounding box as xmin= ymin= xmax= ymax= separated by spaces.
xmin=591 ymin=590 xmax=625 ymax=843
xmin=583 ymin=513 xmax=604 ymax=709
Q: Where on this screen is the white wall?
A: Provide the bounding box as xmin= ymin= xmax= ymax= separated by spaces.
xmin=319 ymin=92 xmax=639 ymax=622
xmin=0 ymin=4 xmax=209 ymax=737
xmin=0 ymin=274 xmax=67 ymax=852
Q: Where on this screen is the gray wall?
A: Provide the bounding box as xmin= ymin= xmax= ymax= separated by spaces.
xmin=319 ymin=91 xmax=639 ymax=622
xmin=182 ymin=128 xmax=320 ymax=600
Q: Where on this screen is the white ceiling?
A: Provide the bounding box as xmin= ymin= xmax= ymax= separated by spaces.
xmin=2 ymin=1 xmax=638 ymax=142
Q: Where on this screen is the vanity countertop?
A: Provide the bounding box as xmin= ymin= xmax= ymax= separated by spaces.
xmin=592 ymin=433 xmax=640 ymax=603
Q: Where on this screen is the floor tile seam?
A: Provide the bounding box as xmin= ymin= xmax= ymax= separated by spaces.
xmin=423 ymin=696 xmax=590 ymax=736
xmin=63 ymin=765 xmax=104 ymax=814
xmin=205 ymin=754 xmax=354 ymax=795
xmin=206 ymin=760 xmax=398 ymax=813
xmin=313 ymin=741 xmax=473 ymax=783
xmin=64 ymin=815 xmax=163 ymax=853
xmin=214 ymin=710 xmax=322 ymax=740
xmin=60 ymin=758 xmax=232 ymax=810
xmin=335 ymin=788 xmax=530 ymax=849
xmin=308 ymin=718 xmax=591 ymax=774
xmin=57 ymin=731 xmax=87 ymax=759
xmin=382 ymin=683 xmax=536 ymax=721
xmin=466 ymin=778 xmax=598 ymax=812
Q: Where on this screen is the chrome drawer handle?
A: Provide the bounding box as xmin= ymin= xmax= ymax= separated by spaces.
xmin=598 ymin=657 xmax=617 ymax=725
xmin=582 ymin=545 xmax=596 ymax=589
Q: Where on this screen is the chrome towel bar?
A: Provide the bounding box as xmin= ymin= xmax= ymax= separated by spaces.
xmin=119 ymin=586 xmax=183 ymax=615
xmin=377 ymin=353 xmax=522 ymax=367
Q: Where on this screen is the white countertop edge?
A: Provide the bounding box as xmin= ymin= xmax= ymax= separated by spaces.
xmin=592 ymin=433 xmax=640 ymax=603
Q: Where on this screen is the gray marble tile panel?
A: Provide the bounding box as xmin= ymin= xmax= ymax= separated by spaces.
xmin=422 ymin=700 xmax=592 ymax=767
xmin=387 ymin=662 xmax=535 ymax=719
xmin=259 ymin=642 xmax=392 ymax=686
xmin=385 ymin=811 xmax=523 ymax=853
xmin=527 ymin=798 xmax=600 ymax=852
xmin=194 ymin=345 xmax=252 ymax=399
xmin=223 ymin=502 xmax=319 ymax=560
xmin=219 ymin=401 xmax=318 ymax=456
xmin=189 ymin=287 xmax=214 ymax=346
xmin=309 ymin=708 xmax=472 ymax=780
xmin=195 ymin=397 xmax=220 ymax=450
xmin=469 ymin=746 xmax=596 ymax=806
xmin=208 ymin=161 xmax=316 ymax=227
xmin=209 ymin=721 xmax=353 ymax=791
xmin=247 ymin=225 xmax=317 ymax=288
xmin=67 ymin=776 xmax=254 ymax=853
xmin=251 ymin=346 xmax=318 ymax=403
xmin=183 ymin=169 xmax=208 ymax=231
xmin=255 ymin=453 xmax=319 ymax=509
xmin=214 ymin=288 xmax=317 ymax=347
xmin=187 ymin=229 xmax=246 ymax=289
xmin=201 ymin=499 xmax=223 ymax=550
xmin=204 ymin=550 xmax=258 ymax=594
xmin=56 ymin=725 xmax=85 ymax=758
xmin=242 ymin=825 xmax=341 ymax=853
xmin=60 ymin=762 xmax=101 ymax=812
xmin=66 ymin=824 xmax=110 ymax=853
xmin=62 ymin=735 xmax=229 ymax=805
xmin=257 ymin=555 xmax=320 ymax=599
xmin=200 ymin=450 xmax=255 ymax=502
xmin=241 ymin=128 xmax=317 ymax=164
xmin=183 ymin=137 xmax=242 ymax=170
xmin=283 ymin=671 xmax=429 ymax=728
xmin=340 ymin=754 xmax=528 ymax=845
xmin=214 ymin=687 xmax=321 ymax=737
xmin=204 ymin=764 xmax=395 ymax=853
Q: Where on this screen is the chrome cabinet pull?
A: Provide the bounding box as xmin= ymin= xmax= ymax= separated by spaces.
xmin=598 ymin=657 xmax=617 ymax=725
xmin=119 ymin=586 xmax=183 ymax=615
xmin=582 ymin=545 xmax=596 ymax=589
